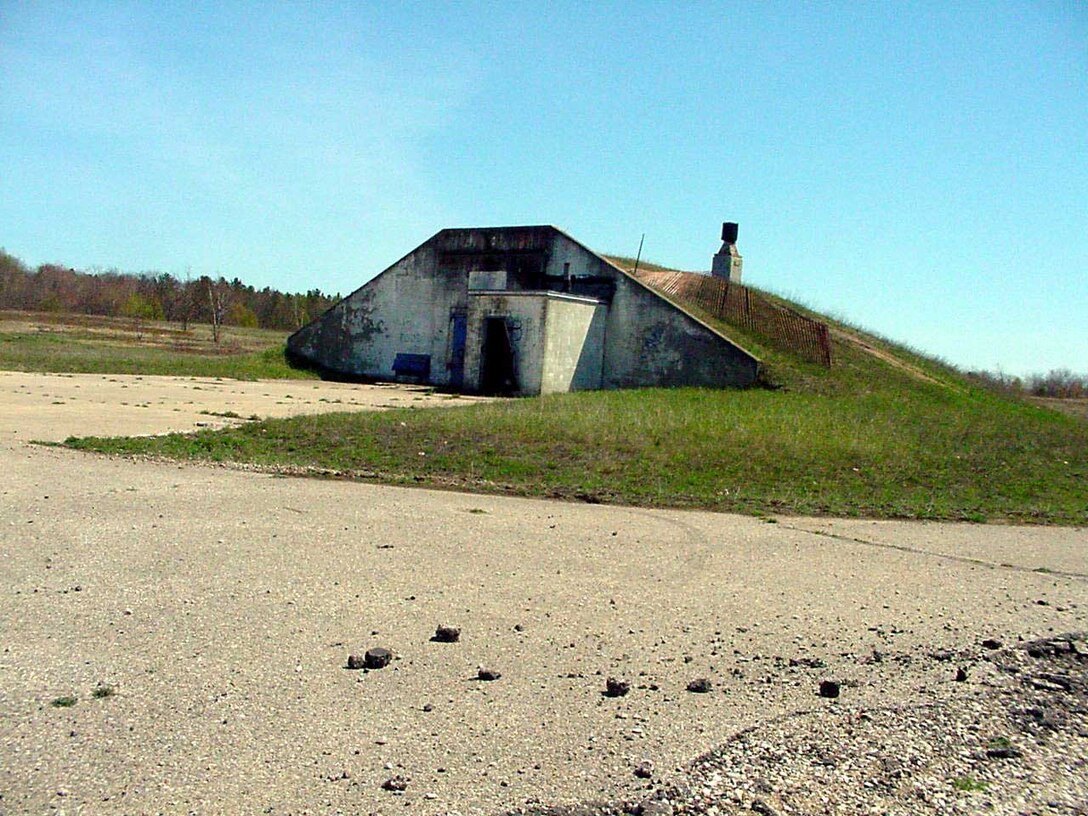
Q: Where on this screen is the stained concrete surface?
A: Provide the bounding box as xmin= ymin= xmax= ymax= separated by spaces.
xmin=0 ymin=371 xmax=488 ymax=443
xmin=1 ymin=373 xmax=1086 ymax=814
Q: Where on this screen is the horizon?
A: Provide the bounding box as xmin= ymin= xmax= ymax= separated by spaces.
xmin=1 ymin=2 xmax=1085 ymax=376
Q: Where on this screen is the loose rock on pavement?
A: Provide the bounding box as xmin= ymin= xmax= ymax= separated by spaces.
xmin=605 ymin=677 xmax=630 ymax=697
xmin=818 ymin=680 xmax=840 ymax=698
xmin=433 ymin=625 xmax=460 ymax=643
xmin=382 ymin=775 xmax=409 ymax=792
xmin=361 ymin=648 xmax=393 ymax=669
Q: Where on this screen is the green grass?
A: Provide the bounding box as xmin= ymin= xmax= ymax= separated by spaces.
xmin=65 ymin=366 xmax=1088 ymax=523
xmin=0 ymin=332 xmax=315 ymax=380
xmin=51 ymin=696 xmax=78 ymax=708
xmin=0 ymin=310 xmax=317 ymax=380
xmin=952 ymin=776 xmax=988 ymax=793
xmin=44 ymin=286 xmax=1088 ymax=524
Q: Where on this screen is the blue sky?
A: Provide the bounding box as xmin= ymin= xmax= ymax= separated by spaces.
xmin=1 ymin=1 xmax=1085 ymax=375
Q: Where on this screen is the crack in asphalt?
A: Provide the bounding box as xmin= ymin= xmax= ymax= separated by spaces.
xmin=778 ymin=522 xmax=1088 ymax=582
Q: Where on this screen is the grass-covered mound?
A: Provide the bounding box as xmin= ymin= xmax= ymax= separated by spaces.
xmin=64 ymin=290 xmax=1088 ymax=524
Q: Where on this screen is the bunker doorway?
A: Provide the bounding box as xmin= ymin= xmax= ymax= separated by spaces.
xmin=480 ymin=317 xmax=519 ymax=395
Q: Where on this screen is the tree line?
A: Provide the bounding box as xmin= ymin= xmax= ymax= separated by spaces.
xmin=0 ymin=248 xmax=340 ymax=332
xmin=967 ymin=368 xmax=1088 ymax=400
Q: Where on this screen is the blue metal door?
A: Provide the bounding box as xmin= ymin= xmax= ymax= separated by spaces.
xmin=448 ymin=311 xmax=468 ymax=389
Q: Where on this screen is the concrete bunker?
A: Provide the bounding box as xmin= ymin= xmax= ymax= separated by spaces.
xmin=287 ymin=225 xmax=759 ymax=395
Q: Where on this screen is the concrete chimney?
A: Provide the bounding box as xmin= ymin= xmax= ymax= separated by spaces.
xmin=711 ymin=222 xmax=743 ymax=283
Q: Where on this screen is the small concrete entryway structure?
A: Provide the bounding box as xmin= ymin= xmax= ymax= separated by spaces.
xmin=465 ymin=290 xmax=606 ymax=395
xmin=287 ymin=225 xmax=759 ymax=395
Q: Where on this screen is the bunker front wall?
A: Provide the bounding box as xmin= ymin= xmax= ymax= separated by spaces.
xmin=538 ymin=238 xmax=760 ymax=389
xmin=285 ymin=226 xmax=759 ymax=391
xmin=600 ymin=273 xmax=760 ymax=390
xmin=286 ymin=228 xmax=598 ymax=384
xmin=286 ymin=243 xmax=465 ymax=384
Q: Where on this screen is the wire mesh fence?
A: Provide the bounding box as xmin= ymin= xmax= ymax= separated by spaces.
xmin=635 ymin=270 xmax=833 ymax=367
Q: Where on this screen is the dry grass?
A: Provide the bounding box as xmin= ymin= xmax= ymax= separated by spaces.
xmin=0 ymin=310 xmax=283 ymax=354
xmin=0 ymin=310 xmax=313 ymax=380
xmin=1030 ymin=397 xmax=1088 ymax=421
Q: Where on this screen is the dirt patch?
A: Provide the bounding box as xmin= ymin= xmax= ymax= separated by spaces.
xmin=829 ymin=326 xmax=946 ymax=386
xmin=0 ymin=371 xmax=490 ymax=443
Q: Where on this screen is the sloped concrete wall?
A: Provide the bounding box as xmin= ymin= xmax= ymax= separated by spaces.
xmin=541 ymin=296 xmax=607 ymax=394
xmin=543 ymin=233 xmax=759 ymax=390
xmin=286 ymin=242 xmax=465 ymax=384
xmin=600 ymin=274 xmax=760 ymax=390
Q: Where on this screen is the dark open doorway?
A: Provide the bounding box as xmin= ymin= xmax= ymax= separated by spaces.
xmin=480 ymin=317 xmax=518 ymax=395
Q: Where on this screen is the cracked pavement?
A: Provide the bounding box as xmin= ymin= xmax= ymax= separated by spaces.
xmin=1 ymin=372 xmax=1085 ymax=814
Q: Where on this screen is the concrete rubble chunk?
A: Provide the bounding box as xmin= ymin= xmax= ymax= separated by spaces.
xmin=818 ymin=680 xmax=840 ymax=698
xmin=751 ymin=799 xmax=781 ymax=816
xmin=605 ymin=677 xmax=631 ymax=697
xmin=686 ymin=678 xmax=713 ymax=693
xmin=381 ymin=775 xmax=409 ymax=792
xmin=641 ymin=802 xmax=674 ymax=816
xmin=433 ymin=625 xmax=461 ymax=643
xmin=1028 ymin=674 xmax=1073 ymax=693
xmin=634 ymin=759 xmax=654 ymax=778
xmin=1023 ymin=632 xmax=1088 ymax=660
xmin=986 ymin=744 xmax=1023 ymax=760
xmin=365 ymin=647 xmax=393 ymax=670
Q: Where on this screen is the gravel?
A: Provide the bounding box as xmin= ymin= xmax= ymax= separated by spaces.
xmin=512 ymin=633 xmax=1088 ymax=816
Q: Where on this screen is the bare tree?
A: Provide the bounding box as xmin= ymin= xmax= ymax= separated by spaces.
xmin=179 ymin=267 xmax=193 ymax=331
xmin=205 ymin=276 xmax=229 ymax=344
xmin=1027 ymin=369 xmax=1088 ymax=399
